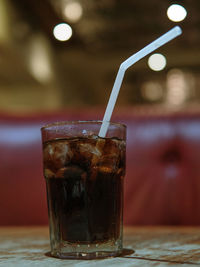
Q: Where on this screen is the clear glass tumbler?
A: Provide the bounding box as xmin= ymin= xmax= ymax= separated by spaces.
xmin=41 ymin=121 xmax=126 ymax=259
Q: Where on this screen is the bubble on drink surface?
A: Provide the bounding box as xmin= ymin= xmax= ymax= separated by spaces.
xmin=43 ymin=141 xmax=73 ymax=170
xmin=82 ymin=130 xmax=98 ymax=138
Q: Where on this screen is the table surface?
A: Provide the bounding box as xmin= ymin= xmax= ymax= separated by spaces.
xmin=0 ymin=226 xmax=200 ymax=266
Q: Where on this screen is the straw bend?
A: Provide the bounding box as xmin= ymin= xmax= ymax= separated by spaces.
xmin=119 ymin=63 xmax=127 ymax=72
xmin=99 ymin=26 xmax=182 ymax=138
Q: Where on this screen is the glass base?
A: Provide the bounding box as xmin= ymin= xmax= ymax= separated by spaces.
xmin=50 ymin=239 xmax=122 ymax=259
xmin=51 ymin=250 xmax=122 ymax=260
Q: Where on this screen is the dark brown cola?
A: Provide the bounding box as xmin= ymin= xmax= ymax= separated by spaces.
xmin=43 ymin=135 xmax=125 ymax=244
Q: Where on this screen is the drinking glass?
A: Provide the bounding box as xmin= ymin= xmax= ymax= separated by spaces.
xmin=41 ymin=121 xmax=126 ymax=259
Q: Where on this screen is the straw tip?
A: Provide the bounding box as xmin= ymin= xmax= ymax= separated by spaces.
xmin=173 ymin=26 xmax=182 ymax=36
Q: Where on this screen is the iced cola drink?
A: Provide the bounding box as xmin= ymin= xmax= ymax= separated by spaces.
xmin=41 ymin=121 xmax=126 ymax=259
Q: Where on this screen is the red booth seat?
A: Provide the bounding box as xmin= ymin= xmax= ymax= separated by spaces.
xmin=1 ymin=107 xmax=200 ymax=225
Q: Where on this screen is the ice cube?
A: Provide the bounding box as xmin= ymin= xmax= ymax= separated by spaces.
xmin=55 ymin=167 xmax=67 ymax=178
xmin=96 ymin=138 xmax=106 ymax=149
xmin=97 ymin=166 xmax=114 ymax=173
xmin=97 ymin=154 xmax=120 ymax=173
xmin=43 ymin=141 xmax=73 ymax=170
xmin=80 ymin=143 xmax=102 ymax=158
xmin=104 ymin=138 xmax=121 ymax=155
xmin=56 ymin=165 xmax=87 ymax=180
xmin=77 ymin=139 xmax=104 ymax=168
xmin=91 ymin=138 xmax=106 ymax=165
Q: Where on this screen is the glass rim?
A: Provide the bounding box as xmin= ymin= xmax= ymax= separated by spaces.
xmin=41 ymin=120 xmax=126 ymax=131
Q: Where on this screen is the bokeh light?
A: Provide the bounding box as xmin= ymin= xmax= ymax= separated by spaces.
xmin=148 ymin=53 xmax=167 ymax=71
xmin=29 ymin=36 xmax=53 ymax=83
xmin=167 ymin=4 xmax=187 ymax=22
xmin=63 ymin=1 xmax=83 ymax=23
xmin=141 ymin=81 xmax=163 ymax=101
xmin=53 ymin=23 xmax=72 ymax=41
xmin=166 ymin=69 xmax=188 ymax=105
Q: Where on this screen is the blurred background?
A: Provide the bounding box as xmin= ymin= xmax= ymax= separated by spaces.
xmin=0 ymin=0 xmax=199 ymax=112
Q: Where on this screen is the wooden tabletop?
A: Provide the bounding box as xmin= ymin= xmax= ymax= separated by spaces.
xmin=0 ymin=226 xmax=200 ymax=266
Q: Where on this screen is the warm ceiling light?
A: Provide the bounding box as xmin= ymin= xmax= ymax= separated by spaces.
xmin=63 ymin=1 xmax=83 ymax=23
xmin=29 ymin=36 xmax=53 ymax=83
xmin=53 ymin=23 xmax=72 ymax=41
xmin=166 ymin=69 xmax=187 ymax=105
xmin=148 ymin=53 xmax=167 ymax=71
xmin=167 ymin=4 xmax=187 ymax=22
xmin=141 ymin=81 xmax=163 ymax=101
